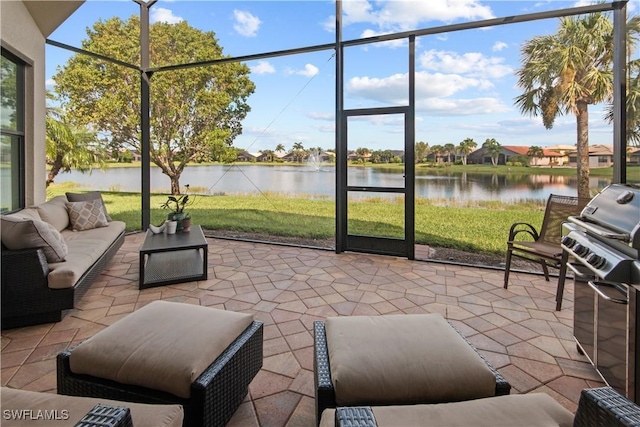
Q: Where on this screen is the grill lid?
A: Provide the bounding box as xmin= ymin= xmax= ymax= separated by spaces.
xmin=573 ymin=184 xmax=640 ymax=247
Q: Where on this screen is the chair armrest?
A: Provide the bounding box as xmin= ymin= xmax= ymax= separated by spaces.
xmin=574 ymin=387 xmax=640 ymax=427
xmin=507 ymin=222 xmax=539 ymax=242
xmin=335 ymin=407 xmax=378 ymax=427
xmin=74 ymin=404 xmax=133 ymax=427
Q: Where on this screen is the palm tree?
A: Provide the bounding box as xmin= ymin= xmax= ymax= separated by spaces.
xmin=46 ymin=104 xmax=104 ymax=187
xmin=457 ymin=138 xmax=477 ymax=166
xmin=515 ymin=13 xmax=640 ymax=199
xmin=431 ymin=144 xmax=443 ymax=163
xmin=482 ymin=138 xmax=502 ymax=167
xmin=355 ymin=147 xmax=371 ymax=162
xmin=275 ymin=143 xmax=285 ymax=153
xmin=527 ymin=146 xmax=545 ymax=166
xmin=260 ymin=149 xmax=275 ymax=162
xmin=291 ymin=141 xmax=305 ymax=162
xmin=443 ymin=143 xmax=456 ymax=163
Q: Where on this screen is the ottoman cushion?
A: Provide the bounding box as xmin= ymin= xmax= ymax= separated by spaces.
xmin=69 ymin=301 xmax=254 ymax=399
xmin=325 ymin=313 xmax=496 ymax=406
xmin=319 ymin=393 xmax=574 ymax=427
xmin=1 ymin=387 xmax=184 ymax=427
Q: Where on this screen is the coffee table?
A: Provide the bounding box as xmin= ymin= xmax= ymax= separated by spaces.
xmin=139 ymin=225 xmax=208 ymax=289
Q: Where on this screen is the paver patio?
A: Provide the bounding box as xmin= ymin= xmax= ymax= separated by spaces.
xmin=1 ymin=232 xmax=604 ymax=426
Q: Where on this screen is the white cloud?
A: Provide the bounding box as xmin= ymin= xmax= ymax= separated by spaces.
xmin=307 ymin=112 xmax=334 ymax=121
xmin=150 ymin=7 xmax=183 ymax=24
xmin=250 ymin=61 xmax=275 ymax=74
xmin=233 ymin=10 xmax=261 ymax=37
xmin=288 ymin=64 xmax=319 ymax=77
xmin=341 ymin=0 xmax=495 ymax=32
xmin=492 ymin=41 xmax=508 ymax=52
xmin=346 ymin=71 xmax=509 ymax=115
xmin=417 ymin=97 xmax=508 ymax=116
xmin=359 ymin=29 xmax=407 ymax=49
xmin=419 ymin=49 xmax=512 ymax=79
xmin=46 ymin=79 xmax=56 ymax=87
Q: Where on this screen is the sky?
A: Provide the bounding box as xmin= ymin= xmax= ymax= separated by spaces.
xmin=46 ymin=0 xmax=640 ymax=154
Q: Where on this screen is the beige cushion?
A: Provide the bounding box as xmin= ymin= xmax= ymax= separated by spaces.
xmin=325 ymin=314 xmax=496 ymax=406
xmin=69 ymin=301 xmax=254 ymax=399
xmin=35 ymin=195 xmax=70 ymax=232
xmin=47 ymin=221 xmax=126 ymax=289
xmin=1 ymin=387 xmax=183 ymax=427
xmin=319 ymin=393 xmax=574 ymax=427
xmin=66 ymin=191 xmax=112 ymax=221
xmin=0 ymin=215 xmax=68 ymax=262
xmin=66 ymin=199 xmax=109 ymax=231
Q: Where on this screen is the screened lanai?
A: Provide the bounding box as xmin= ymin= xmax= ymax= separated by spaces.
xmin=15 ymin=0 xmax=637 ymax=264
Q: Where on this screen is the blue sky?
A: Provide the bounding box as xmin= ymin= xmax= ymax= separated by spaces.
xmin=46 ymin=0 xmax=639 ymax=154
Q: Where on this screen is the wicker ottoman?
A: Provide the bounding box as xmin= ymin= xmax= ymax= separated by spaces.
xmin=314 ymin=314 xmax=511 ymax=425
xmin=57 ymin=301 xmax=263 ymax=427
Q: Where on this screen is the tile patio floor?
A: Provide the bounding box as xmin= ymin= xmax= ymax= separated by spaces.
xmin=1 ymin=232 xmax=605 ymax=426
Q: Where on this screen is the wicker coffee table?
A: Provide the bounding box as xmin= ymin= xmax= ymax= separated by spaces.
xmin=139 ymin=225 xmax=208 ymax=289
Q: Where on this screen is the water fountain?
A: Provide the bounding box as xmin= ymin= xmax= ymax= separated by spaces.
xmin=307 ymin=148 xmax=324 ymax=171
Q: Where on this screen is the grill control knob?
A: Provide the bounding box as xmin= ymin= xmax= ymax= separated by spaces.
xmin=586 ymin=253 xmax=606 ymax=269
xmin=573 ymin=244 xmax=590 ymax=257
xmin=561 ymin=236 xmax=576 ymax=248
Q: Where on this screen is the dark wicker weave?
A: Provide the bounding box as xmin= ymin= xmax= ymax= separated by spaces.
xmin=503 ymin=194 xmax=590 ymax=311
xmin=1 ymin=231 xmax=125 ymax=330
xmin=574 ymin=387 xmax=640 ymax=427
xmin=313 ymin=320 xmax=511 ymax=426
xmin=58 ymin=321 xmax=263 ymax=427
xmin=74 ymin=405 xmax=133 ymax=427
xmin=334 ymin=387 xmax=640 ymax=427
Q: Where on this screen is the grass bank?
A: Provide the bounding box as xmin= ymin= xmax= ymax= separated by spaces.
xmin=49 ymin=183 xmax=545 ymax=256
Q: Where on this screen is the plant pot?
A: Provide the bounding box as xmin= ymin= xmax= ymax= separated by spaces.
xmin=165 ymin=220 xmax=177 ymax=235
xmin=168 ymin=212 xmax=186 ymax=232
xmin=182 ymin=217 xmax=191 ymax=232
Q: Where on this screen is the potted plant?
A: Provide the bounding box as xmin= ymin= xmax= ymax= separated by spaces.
xmin=182 ymin=213 xmax=192 ymax=232
xmin=160 ymin=185 xmax=194 ymax=232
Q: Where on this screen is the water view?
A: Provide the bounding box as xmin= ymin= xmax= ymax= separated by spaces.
xmin=51 ymin=164 xmax=614 ymax=202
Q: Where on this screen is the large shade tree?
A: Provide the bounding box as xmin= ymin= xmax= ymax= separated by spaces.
xmin=53 ymin=16 xmax=255 ymax=194
xmin=515 ymin=12 xmax=640 ymax=199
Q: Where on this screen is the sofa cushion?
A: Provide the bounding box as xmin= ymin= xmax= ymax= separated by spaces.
xmin=0 ymin=215 xmax=68 ymax=262
xmin=66 ymin=199 xmax=108 ymax=231
xmin=1 ymin=387 xmax=183 ymax=427
xmin=35 ymin=195 xmax=70 ymax=232
xmin=320 ymin=393 xmax=574 ymax=427
xmin=47 ymin=221 xmax=126 ymax=289
xmin=325 ymin=314 xmax=496 ymax=406
xmin=68 ymin=301 xmax=254 ymax=399
xmin=66 ymin=191 xmax=112 ymax=221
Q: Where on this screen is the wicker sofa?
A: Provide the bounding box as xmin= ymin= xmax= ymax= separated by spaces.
xmin=1 ymin=193 xmax=125 ymax=330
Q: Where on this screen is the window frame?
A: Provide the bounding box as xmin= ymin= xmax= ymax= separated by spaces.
xmin=1 ymin=48 xmax=26 ymax=213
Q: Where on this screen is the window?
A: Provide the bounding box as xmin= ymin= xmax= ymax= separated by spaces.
xmin=1 ymin=49 xmax=25 ymax=213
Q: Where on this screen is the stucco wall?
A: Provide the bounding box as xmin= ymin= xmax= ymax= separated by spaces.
xmin=1 ymin=0 xmax=47 ymax=206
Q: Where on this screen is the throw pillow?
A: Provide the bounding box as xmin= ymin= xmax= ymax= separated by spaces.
xmin=66 ymin=199 xmax=109 ymax=231
xmin=65 ymin=191 xmax=112 ymax=221
xmin=0 ymin=215 xmax=68 ymax=262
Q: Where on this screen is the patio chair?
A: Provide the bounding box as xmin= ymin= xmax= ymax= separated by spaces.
xmin=503 ymin=194 xmax=589 ymax=311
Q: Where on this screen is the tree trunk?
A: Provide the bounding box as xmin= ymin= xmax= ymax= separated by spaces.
xmin=46 ymin=155 xmax=64 ymax=187
xmin=462 ymin=156 xmax=467 ymax=166
xmin=576 ymin=101 xmax=590 ymax=199
xmin=170 ymin=177 xmax=181 ymax=195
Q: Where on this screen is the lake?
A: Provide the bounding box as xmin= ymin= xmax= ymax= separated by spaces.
xmin=51 ymin=164 xmax=613 ymax=202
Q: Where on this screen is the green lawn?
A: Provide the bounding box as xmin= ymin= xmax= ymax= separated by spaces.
xmin=48 ymin=183 xmax=545 ymax=256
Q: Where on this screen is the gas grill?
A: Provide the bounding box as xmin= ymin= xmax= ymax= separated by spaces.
xmin=561 ymin=183 xmax=640 ymax=402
